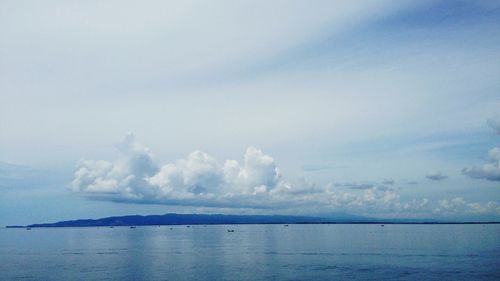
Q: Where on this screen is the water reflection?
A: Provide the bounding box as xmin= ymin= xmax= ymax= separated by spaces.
xmin=0 ymin=224 xmax=499 ymax=280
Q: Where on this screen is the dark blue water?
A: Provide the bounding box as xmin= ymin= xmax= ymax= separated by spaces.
xmin=1 ymin=224 xmax=499 ymax=280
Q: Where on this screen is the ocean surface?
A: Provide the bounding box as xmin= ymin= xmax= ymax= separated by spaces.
xmin=1 ymin=224 xmax=499 ymax=280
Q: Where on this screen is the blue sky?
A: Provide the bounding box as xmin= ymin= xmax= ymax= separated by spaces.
xmin=1 ymin=0 xmax=499 ymax=225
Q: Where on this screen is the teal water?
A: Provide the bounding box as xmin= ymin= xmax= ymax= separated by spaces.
xmin=1 ymin=224 xmax=499 ymax=280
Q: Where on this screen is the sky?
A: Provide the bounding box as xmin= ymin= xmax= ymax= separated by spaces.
xmin=1 ymin=0 xmax=499 ymax=225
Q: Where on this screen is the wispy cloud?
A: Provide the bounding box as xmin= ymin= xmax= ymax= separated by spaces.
xmin=382 ymin=179 xmax=395 ymax=185
xmin=425 ymin=171 xmax=448 ymax=181
xmin=335 ymin=182 xmax=376 ymax=190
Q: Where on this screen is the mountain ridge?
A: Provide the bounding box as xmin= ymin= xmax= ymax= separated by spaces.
xmin=6 ymin=213 xmax=498 ymax=228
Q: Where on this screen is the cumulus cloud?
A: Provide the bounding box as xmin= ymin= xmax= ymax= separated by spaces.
xmin=425 ymin=171 xmax=447 ymax=181
xmin=71 ymin=134 xmax=499 ymax=217
xmin=462 ymin=147 xmax=500 ymax=181
xmin=71 ymin=133 xmax=159 ymax=199
xmin=72 ymin=133 xmax=293 ymax=208
xmin=487 ymin=116 xmax=500 ymax=134
xmin=433 ymin=197 xmax=500 ymax=216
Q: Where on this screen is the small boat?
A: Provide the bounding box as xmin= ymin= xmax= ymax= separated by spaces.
xmin=170 ymin=227 xmax=173 ymax=230
xmin=381 ymin=225 xmax=385 ymax=227
xmin=227 ymin=229 xmax=234 ymax=232
xmin=284 ymin=224 xmax=289 ymax=227
xmin=186 ymin=225 xmax=191 ymax=228
xmin=26 ymin=227 xmax=31 ymax=230
xmin=109 ymin=226 xmax=114 ymax=228
xmin=130 ymin=226 xmax=136 ymax=229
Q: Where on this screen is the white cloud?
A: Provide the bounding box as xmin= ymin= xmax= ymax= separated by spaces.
xmin=71 ymin=134 xmax=499 ymax=217
xmin=148 ymin=150 xmax=223 ymax=195
xmin=425 ymin=171 xmax=448 ymax=181
xmin=433 ymin=197 xmax=500 ymax=216
xmin=462 ymin=147 xmax=500 ymax=181
xmin=71 ymin=133 xmax=159 ymax=200
xmin=72 ymin=134 xmax=292 ymax=207
xmin=222 ymin=147 xmax=283 ymax=194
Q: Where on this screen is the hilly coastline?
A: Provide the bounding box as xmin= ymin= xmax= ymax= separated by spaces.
xmin=7 ymin=213 xmax=493 ymax=228
xmin=17 ymin=213 xmax=361 ymax=228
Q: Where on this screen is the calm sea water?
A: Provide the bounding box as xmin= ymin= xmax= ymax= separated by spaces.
xmin=0 ymin=224 xmax=499 ymax=280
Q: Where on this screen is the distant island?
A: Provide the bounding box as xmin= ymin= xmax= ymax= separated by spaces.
xmin=5 ymin=213 xmax=500 ymax=228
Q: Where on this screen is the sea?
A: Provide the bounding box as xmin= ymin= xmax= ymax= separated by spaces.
xmin=1 ymin=224 xmax=499 ymax=280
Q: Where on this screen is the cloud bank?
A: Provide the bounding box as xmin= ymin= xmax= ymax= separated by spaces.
xmin=434 ymin=197 xmax=500 ymax=216
xmin=71 ymin=134 xmax=499 ymax=217
xmin=72 ymin=133 xmax=298 ymax=209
